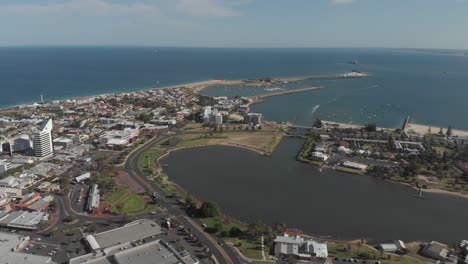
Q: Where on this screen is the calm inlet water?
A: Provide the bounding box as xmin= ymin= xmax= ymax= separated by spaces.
xmin=162 ymin=138 xmax=468 ymax=244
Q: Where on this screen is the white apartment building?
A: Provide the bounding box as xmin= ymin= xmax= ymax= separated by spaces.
xmin=32 ymin=119 xmax=53 ymax=158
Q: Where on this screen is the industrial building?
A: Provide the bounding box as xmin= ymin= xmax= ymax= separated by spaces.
xmin=0 ymin=232 xmax=55 ymax=264
xmin=69 ymin=239 xmax=198 ymax=264
xmin=0 ymin=210 xmax=49 ymax=230
xmin=85 ymin=219 xmax=163 ymax=251
xmin=86 ymin=184 xmax=100 ymax=212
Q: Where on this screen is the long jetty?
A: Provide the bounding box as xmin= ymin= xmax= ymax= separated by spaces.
xmin=249 ymin=86 xmax=322 ymax=103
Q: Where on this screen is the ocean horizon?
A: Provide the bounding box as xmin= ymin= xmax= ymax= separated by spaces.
xmin=1 ymin=47 xmax=468 ymax=129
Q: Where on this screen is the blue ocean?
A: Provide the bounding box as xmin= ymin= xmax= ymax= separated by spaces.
xmin=1 ymin=47 xmax=467 ymax=129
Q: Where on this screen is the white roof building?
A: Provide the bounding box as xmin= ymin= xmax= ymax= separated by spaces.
xmin=311 ymin=152 xmax=329 ymax=161
xmin=342 ymin=161 xmax=368 ymax=171
xmin=0 ymin=232 xmax=55 ymax=264
xmin=274 ymin=234 xmax=328 ymax=259
xmin=75 ymin=172 xmax=91 ymax=183
xmin=0 ymin=210 xmax=48 ymax=230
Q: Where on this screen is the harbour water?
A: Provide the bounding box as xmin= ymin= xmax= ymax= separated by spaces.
xmin=161 ymin=138 xmax=468 ymax=244
xmin=1 ymin=47 xmax=468 ymax=129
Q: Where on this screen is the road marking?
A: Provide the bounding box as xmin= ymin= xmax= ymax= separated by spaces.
xmin=33 ymin=241 xmax=60 ymax=247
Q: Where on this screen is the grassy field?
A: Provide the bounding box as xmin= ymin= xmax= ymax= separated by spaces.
xmin=328 ymin=242 xmax=388 ymax=260
xmin=105 ymin=189 xmax=128 ymax=205
xmin=176 ymin=138 xmax=211 ymax=148
xmin=111 ymin=194 xmax=146 ymax=214
xmin=201 ymin=217 xmax=267 ymax=260
xmin=328 ymin=242 xmax=426 ymax=264
xmin=137 ymin=148 xmax=164 ymax=176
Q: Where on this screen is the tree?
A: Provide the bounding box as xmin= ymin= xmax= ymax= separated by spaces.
xmin=229 ymin=227 xmax=243 ymax=238
xmin=446 ymin=126 xmax=453 ymax=136
xmin=65 ymin=215 xmax=78 ymax=223
xmin=364 ymin=123 xmax=377 ymax=132
xmin=60 ymin=175 xmax=71 ymax=194
xmin=287 ymin=255 xmax=298 ymax=264
xmin=199 ymin=201 xmax=221 ymax=218
xmin=184 ymin=194 xmax=195 ymax=209
xmin=247 ymin=219 xmax=271 ymax=238
xmin=313 ymin=118 xmax=323 ymax=128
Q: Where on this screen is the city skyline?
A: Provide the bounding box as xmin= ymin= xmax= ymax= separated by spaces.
xmin=1 ymin=0 xmax=468 ymax=49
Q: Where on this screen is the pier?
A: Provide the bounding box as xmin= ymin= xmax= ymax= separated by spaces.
xmin=249 ymin=86 xmax=323 ymax=105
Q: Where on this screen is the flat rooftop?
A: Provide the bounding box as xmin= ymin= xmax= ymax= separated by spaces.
xmin=90 ymin=219 xmax=163 ymax=250
xmin=0 ymin=232 xmax=54 ymax=264
xmin=70 ymin=239 xmax=198 ymax=264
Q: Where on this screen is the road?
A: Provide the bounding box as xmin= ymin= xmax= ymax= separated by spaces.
xmin=118 ymin=132 xmax=242 ymax=264
xmin=41 ymin=131 xmax=243 ymax=263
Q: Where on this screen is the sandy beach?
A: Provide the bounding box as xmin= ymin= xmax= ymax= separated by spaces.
xmin=406 ymin=123 xmax=468 ymax=137
xmin=322 ymin=119 xmax=468 ymax=137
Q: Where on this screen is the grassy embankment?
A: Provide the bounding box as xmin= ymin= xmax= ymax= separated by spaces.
xmin=137 ymin=148 xmax=165 ymax=176
xmin=200 ymin=216 xmax=268 ymax=261
xmin=328 ymin=241 xmax=434 ymax=264
xmin=296 ymin=138 xmax=323 ymax=166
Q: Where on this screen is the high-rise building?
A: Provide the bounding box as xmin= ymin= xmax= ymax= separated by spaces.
xmin=32 ymin=119 xmax=53 ymax=158
xmin=1 ymin=135 xmax=33 ymax=155
xmin=244 ymin=113 xmax=263 ymax=125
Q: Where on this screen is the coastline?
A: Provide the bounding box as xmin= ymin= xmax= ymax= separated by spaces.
xmin=0 ymin=72 xmax=366 ymax=111
xmin=322 ymin=119 xmax=468 ymax=138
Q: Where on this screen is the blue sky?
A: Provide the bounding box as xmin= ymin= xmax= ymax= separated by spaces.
xmin=1 ymin=0 xmax=467 ymax=49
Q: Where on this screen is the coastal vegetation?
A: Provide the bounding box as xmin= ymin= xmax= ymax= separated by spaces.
xmin=137 ymin=148 xmax=164 ymax=176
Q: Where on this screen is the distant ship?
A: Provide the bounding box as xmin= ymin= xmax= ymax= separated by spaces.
xmin=347 ymin=60 xmax=358 ymax=65
xmin=154 ymin=50 xmax=159 ymax=53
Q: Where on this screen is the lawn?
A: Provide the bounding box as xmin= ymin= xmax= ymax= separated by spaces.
xmin=328 ymin=242 xmax=425 ymax=264
xmin=176 ymin=138 xmax=210 ymax=148
xmin=154 ymin=179 xmax=186 ymax=200
xmin=328 ymin=242 xmax=387 ymax=260
xmin=138 ymin=148 xmax=164 ymax=176
xmin=106 ymin=189 xmax=128 ymax=205
xmin=111 ymin=194 xmax=146 ymax=214
xmin=201 ymin=217 xmax=267 ymax=260
xmin=224 ymin=237 xmax=264 ymax=260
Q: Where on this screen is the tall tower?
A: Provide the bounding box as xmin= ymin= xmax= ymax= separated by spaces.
xmin=32 ymin=119 xmax=53 ymax=158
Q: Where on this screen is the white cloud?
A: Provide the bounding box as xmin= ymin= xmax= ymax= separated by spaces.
xmin=175 ymin=0 xmax=242 ymax=17
xmin=331 ymin=0 xmax=355 ymax=5
xmin=0 ymin=0 xmax=160 ymax=16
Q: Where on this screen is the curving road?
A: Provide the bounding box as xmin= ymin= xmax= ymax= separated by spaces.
xmin=118 ymin=132 xmax=243 ymax=264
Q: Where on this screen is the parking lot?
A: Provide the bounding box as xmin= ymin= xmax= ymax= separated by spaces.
xmin=70 ymin=183 xmax=90 ymax=213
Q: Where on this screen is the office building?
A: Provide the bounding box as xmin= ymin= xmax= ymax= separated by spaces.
xmin=32 ymin=119 xmax=54 ymax=158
